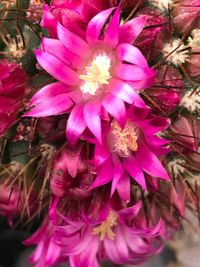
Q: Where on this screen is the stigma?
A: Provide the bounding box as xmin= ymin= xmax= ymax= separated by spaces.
xmin=93 ymin=211 xmax=118 ymax=241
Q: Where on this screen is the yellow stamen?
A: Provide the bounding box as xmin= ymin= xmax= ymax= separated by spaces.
xmin=92 ymin=211 xmax=118 ymax=241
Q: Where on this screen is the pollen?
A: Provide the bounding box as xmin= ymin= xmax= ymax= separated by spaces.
xmin=93 ymin=211 xmax=118 ymax=241
xmin=163 ymin=39 xmax=189 ymax=66
xmin=110 ymin=120 xmax=139 ymax=157
xmin=79 ymin=53 xmax=111 ymax=96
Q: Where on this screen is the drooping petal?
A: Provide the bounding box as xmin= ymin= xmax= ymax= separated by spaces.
xmin=35 ymin=50 xmax=79 ymax=86
xmin=116 ymin=43 xmax=148 ymax=68
xmin=42 ymin=38 xmax=82 ymax=69
xmin=109 ymin=79 xmax=146 ymax=107
xmin=104 ymin=5 xmax=120 ymax=48
xmin=91 ymin=159 xmax=113 ymax=188
xmin=102 ymin=93 xmax=126 ymax=127
xmin=124 ymin=157 xmax=146 ymax=189
xmin=86 ymin=8 xmax=115 ymax=45
xmin=84 ymin=100 xmax=102 ymax=144
xmin=66 ymin=103 xmax=86 ymax=144
xmin=119 ymin=16 xmax=146 ymax=44
xmin=135 ymin=143 xmax=169 ymax=180
xmin=57 ymin=22 xmax=90 ymax=58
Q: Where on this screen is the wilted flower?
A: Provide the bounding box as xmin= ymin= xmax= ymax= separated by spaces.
xmin=26 ymin=7 xmax=155 ymax=144
xmin=0 ymin=60 xmax=28 ymax=137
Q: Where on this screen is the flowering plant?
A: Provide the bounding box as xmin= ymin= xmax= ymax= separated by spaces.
xmin=0 ymin=0 xmax=200 ymax=267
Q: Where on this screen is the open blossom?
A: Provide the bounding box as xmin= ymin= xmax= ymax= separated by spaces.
xmin=26 ymin=7 xmax=155 ymax=144
xmin=0 ymin=60 xmax=28 ymax=136
xmin=92 ymin=107 xmax=170 ymax=201
xmin=25 ymin=200 xmax=165 ymax=267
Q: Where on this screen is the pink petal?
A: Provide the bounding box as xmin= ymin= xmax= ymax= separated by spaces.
xmin=94 ymin=143 xmax=110 ymax=166
xmin=66 ymin=103 xmax=86 ymax=144
xmin=104 ymin=5 xmax=120 ymax=48
xmin=91 ymin=159 xmax=113 ymax=188
xmin=136 ymin=144 xmax=169 ymax=180
xmin=84 ymin=100 xmax=102 ymax=144
xmin=115 ymin=63 xmax=153 ymax=81
xmin=109 ymin=79 xmax=146 ymax=107
xmin=123 ymin=157 xmax=146 ymax=189
xmin=35 ymin=50 xmax=79 ymax=86
xmin=41 ymin=5 xmax=57 ymax=38
xmin=116 ymin=43 xmax=148 ymax=68
xmin=111 ymin=156 xmax=124 ymax=196
xmin=57 ymin=22 xmax=90 ymax=58
xmin=119 ymin=16 xmax=146 ymax=44
xmin=42 ymin=38 xmax=82 ymax=69
xmin=116 ymin=173 xmax=130 ymax=203
xmin=102 ymin=93 xmax=126 ymax=127
xmin=86 ymin=8 xmax=115 ymax=45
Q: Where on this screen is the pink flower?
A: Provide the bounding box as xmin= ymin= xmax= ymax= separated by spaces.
xmin=25 ymin=201 xmax=165 ymax=267
xmin=26 ymin=7 xmax=155 ymax=144
xmin=0 ymin=60 xmax=28 ymax=137
xmin=92 ymin=107 xmax=170 ymax=201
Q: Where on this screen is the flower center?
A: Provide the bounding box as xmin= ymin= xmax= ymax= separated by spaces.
xmin=109 ymin=120 xmax=139 ymax=157
xmin=79 ymin=53 xmax=111 ymax=97
xmin=92 ymin=211 xmax=117 ymax=241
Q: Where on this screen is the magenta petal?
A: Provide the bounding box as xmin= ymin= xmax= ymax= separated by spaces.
xmin=123 ymin=157 xmax=147 ymax=189
xmin=111 ymin=156 xmax=124 ymax=196
xmin=86 ymin=8 xmax=115 ymax=44
xmin=35 ymin=50 xmax=79 ymax=86
xmin=94 ymin=143 xmax=110 ymax=166
xmin=116 ymin=43 xmax=148 ymax=68
xmin=119 ymin=16 xmax=146 ymax=44
xmin=66 ymin=103 xmax=86 ymax=144
xmin=42 ymin=38 xmax=82 ymax=69
xmin=104 ymin=6 xmax=120 ymax=48
xmin=91 ymin=159 xmax=113 ymax=188
xmin=115 ymin=63 xmax=152 ymax=81
xmin=109 ymin=79 xmax=146 ymax=107
xmin=84 ymin=100 xmax=102 ymax=144
xmin=57 ymin=22 xmax=90 ymax=58
xmin=41 ymin=5 xmax=57 ymax=38
xmin=29 ymin=82 xmax=70 ymax=106
xmin=116 ymin=173 xmax=130 ymax=203
xmin=102 ymin=93 xmax=126 ymax=127
xmin=136 ymin=144 xmax=170 ymax=180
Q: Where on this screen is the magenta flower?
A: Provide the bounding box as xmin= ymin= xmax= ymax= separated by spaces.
xmin=25 ymin=201 xmax=165 ymax=267
xmin=92 ymin=107 xmax=170 ymax=201
xmin=0 ymin=60 xmax=28 ymax=137
xmin=26 ymin=6 xmax=155 ymax=144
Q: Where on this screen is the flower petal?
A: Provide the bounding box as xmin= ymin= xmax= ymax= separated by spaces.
xmin=124 ymin=157 xmax=146 ymax=189
xmin=91 ymin=159 xmax=113 ymax=188
xmin=35 ymin=50 xmax=79 ymax=86
xmin=116 ymin=173 xmax=130 ymax=203
xmin=135 ymin=144 xmax=170 ymax=180
xmin=119 ymin=16 xmax=146 ymax=44
xmin=86 ymin=8 xmax=115 ymax=44
xmin=42 ymin=38 xmax=82 ymax=69
xmin=109 ymin=79 xmax=146 ymax=107
xmin=66 ymin=103 xmax=86 ymax=144
xmin=57 ymin=22 xmax=90 ymax=58
xmin=102 ymin=93 xmax=126 ymax=127
xmin=84 ymin=100 xmax=102 ymax=144
xmin=116 ymin=43 xmax=148 ymax=68
xmin=41 ymin=5 xmax=57 ymax=38
xmin=104 ymin=5 xmax=120 ymax=48
xmin=94 ymin=142 xmax=110 ymax=166
xmin=111 ymin=156 xmax=124 ymax=197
